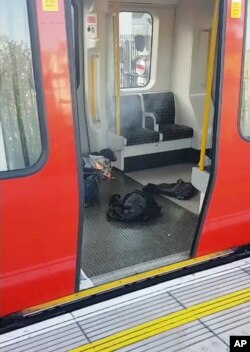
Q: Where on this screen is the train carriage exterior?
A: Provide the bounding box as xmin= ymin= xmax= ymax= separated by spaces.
xmin=0 ymin=0 xmax=250 ymax=320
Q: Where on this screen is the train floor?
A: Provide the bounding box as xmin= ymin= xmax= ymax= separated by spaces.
xmin=1 ymin=257 xmax=250 ymax=351
xmin=80 ymin=164 xmax=199 ymax=285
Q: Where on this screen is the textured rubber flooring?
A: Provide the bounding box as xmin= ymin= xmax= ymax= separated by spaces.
xmin=81 ymin=171 xmax=198 ymax=278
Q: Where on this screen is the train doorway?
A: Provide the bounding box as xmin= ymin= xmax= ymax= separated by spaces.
xmin=71 ymin=0 xmax=217 ymax=289
xmin=2 ymin=0 xmax=250 ymax=318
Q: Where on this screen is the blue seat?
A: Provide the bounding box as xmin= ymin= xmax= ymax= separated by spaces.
xmin=143 ymin=92 xmax=194 ymax=141
xmin=121 ymin=95 xmax=160 ymax=146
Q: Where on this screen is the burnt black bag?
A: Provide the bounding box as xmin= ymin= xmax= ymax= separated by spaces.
xmin=106 ymin=190 xmax=161 ymax=222
xmin=143 ymin=179 xmax=198 ymax=200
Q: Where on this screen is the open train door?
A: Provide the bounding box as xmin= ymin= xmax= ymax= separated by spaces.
xmin=193 ymin=0 xmax=250 ymax=256
xmin=0 ymin=0 xmax=82 ymax=316
xmin=1 ymin=0 xmax=250 ymax=320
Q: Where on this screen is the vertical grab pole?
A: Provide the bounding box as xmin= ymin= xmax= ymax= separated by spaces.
xmin=114 ymin=0 xmax=121 ymax=136
xmin=90 ymin=57 xmax=96 ymax=121
xmin=199 ymin=0 xmax=220 ymax=171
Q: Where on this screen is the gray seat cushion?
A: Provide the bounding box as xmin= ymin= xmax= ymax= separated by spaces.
xmin=121 ymin=95 xmax=143 ymax=132
xmin=143 ymin=92 xmax=194 ymax=141
xmin=124 ymin=128 xmax=160 ymax=146
xmin=121 ymin=95 xmax=160 ymax=145
xmin=143 ymin=92 xmax=175 ymax=124
xmin=160 ymin=124 xmax=194 ymax=141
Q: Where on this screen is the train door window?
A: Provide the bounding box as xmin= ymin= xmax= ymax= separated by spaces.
xmin=240 ymin=0 xmax=250 ymax=139
xmin=120 ymin=12 xmax=153 ymax=88
xmin=0 ymin=0 xmax=42 ymax=172
xmin=71 ymin=1 xmax=80 ymax=88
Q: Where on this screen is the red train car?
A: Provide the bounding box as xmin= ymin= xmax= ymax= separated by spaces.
xmin=0 ymin=0 xmax=250 ymax=318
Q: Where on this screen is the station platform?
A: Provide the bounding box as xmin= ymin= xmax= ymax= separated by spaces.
xmin=1 ymin=257 xmax=250 ymax=352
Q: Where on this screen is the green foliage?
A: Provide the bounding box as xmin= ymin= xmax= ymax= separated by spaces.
xmin=0 ymin=35 xmax=41 ymax=170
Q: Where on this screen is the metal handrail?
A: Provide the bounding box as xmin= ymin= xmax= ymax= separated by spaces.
xmin=199 ymin=0 xmax=220 ymax=171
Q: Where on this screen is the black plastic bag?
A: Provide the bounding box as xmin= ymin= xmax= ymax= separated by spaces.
xmin=106 ymin=190 xmax=161 ymax=222
xmin=143 ymin=179 xmax=198 ymax=200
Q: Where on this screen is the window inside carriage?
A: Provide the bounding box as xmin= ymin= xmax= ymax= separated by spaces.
xmin=119 ymin=12 xmax=153 ymax=88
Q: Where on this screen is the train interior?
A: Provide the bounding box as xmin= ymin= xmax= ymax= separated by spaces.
xmin=72 ymin=0 xmax=216 ymax=289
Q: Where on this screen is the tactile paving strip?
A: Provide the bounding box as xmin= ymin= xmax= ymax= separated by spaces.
xmin=1 ymin=258 xmax=250 ymax=352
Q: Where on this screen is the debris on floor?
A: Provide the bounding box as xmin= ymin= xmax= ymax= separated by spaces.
xmin=83 ymin=149 xmax=117 ymax=206
xmin=82 ymin=172 xmax=198 ymax=277
xmin=143 ymin=179 xmax=198 ymax=200
xmin=106 ymin=190 xmax=161 ymax=222
xmin=83 ymin=167 xmax=101 ymax=206
xmin=83 ymin=148 xmax=116 ymax=180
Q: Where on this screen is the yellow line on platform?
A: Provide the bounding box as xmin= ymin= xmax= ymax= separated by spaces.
xmin=24 ymin=251 xmax=228 ymax=314
xmin=71 ymin=287 xmax=250 ymax=352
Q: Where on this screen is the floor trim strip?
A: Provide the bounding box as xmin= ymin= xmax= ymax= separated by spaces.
xmin=24 ymin=251 xmax=228 ymax=315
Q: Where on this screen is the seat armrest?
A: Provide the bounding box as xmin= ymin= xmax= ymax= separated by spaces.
xmin=143 ymin=112 xmax=159 ymax=132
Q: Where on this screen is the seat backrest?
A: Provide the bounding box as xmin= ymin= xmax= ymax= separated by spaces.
xmin=120 ymin=95 xmax=142 ymax=133
xmin=143 ymin=92 xmax=175 ymax=125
